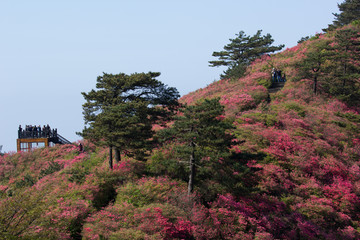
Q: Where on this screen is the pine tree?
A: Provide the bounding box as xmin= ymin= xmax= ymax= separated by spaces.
xmin=325 ymin=27 xmax=360 ymax=105
xmin=159 ymin=99 xmax=234 ymax=196
xmin=296 ymin=26 xmax=360 ymax=106
xmin=80 ymin=72 xmax=179 ymax=168
xmin=209 ymin=30 xmax=284 ymax=79
xmin=296 ymin=38 xmax=332 ymax=94
xmin=334 ymin=0 xmax=360 ymax=26
xmin=324 ymin=0 xmax=360 ymax=31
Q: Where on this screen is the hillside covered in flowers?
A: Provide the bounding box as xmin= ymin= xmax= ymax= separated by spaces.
xmin=1 ymin=23 xmax=360 ymax=239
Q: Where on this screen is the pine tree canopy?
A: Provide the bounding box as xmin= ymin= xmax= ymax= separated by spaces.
xmin=158 ymin=98 xmax=235 ymax=195
xmin=325 ymin=0 xmax=360 ymax=31
xmin=173 ymin=99 xmax=234 ymax=149
xmin=209 ymin=30 xmax=284 ymax=79
xmin=80 ymin=72 xmax=179 ymax=161
xmin=334 ymin=0 xmax=360 ymax=26
xmin=296 ymin=24 xmax=360 ymax=105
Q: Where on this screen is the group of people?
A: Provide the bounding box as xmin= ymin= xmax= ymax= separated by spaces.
xmin=18 ymin=124 xmax=57 ymax=139
xmin=271 ymin=68 xmax=286 ymax=82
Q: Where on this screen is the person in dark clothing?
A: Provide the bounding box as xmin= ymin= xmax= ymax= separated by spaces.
xmin=278 ymin=70 xmax=282 ymax=82
xmin=33 ymin=125 xmax=38 ymax=138
xmin=273 ymin=69 xmax=278 ymax=82
xmin=46 ymin=124 xmax=50 ymax=137
xmin=37 ymin=125 xmax=42 ymax=137
xmin=78 ymin=143 xmax=83 ymax=152
xmin=18 ymin=125 xmax=22 ymax=138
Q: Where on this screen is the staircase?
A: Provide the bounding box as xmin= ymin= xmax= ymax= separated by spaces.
xmin=268 ymin=81 xmax=285 ymax=94
xmin=57 ymin=134 xmax=72 ymax=144
xmin=50 ymin=133 xmax=72 ymax=145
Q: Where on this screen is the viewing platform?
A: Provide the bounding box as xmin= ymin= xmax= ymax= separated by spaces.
xmin=17 ymin=125 xmax=71 ymax=152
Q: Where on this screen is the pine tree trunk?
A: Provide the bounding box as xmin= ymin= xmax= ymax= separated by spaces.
xmin=115 ymin=148 xmax=121 ymax=163
xmin=313 ymin=75 xmax=318 ymax=95
xmin=343 ymin=46 xmax=348 ymax=88
xmin=109 ymin=146 xmax=113 ymax=169
xmin=188 ymin=142 xmax=195 ymax=196
xmin=343 ymin=62 xmax=347 ymax=89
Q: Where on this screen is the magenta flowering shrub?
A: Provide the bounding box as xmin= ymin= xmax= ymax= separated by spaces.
xmin=0 ymin=154 xmax=15 ymax=180
xmin=115 ymin=176 xmax=187 ymax=207
xmin=0 ymin=143 xmax=138 ymax=238
xmin=220 ymin=93 xmax=256 ymax=114
xmin=260 ymin=128 xmax=301 ymax=161
xmin=180 ymin=72 xmax=269 ymax=117
xmin=189 ymin=194 xmax=257 ymax=239
xmin=82 ymin=202 xmax=193 ymax=240
xmin=40 ymin=198 xmax=92 ymax=239
xmin=83 ymin=179 xmax=281 ymax=239
xmin=82 ymin=177 xmax=193 ymax=239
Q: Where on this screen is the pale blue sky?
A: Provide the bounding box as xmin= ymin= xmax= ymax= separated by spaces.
xmin=0 ymin=0 xmax=340 ymax=152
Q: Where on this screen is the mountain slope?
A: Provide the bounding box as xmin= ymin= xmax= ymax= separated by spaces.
xmin=0 ymin=24 xmax=360 ymax=239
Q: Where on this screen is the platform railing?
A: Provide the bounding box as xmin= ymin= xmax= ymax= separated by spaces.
xmin=57 ymin=134 xmax=72 ymax=144
xmin=18 ymin=129 xmax=58 ymax=139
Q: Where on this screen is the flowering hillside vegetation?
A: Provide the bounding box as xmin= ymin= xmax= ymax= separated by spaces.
xmin=1 ymin=23 xmax=360 ymax=239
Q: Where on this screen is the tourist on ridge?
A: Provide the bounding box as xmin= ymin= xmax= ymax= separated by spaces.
xmin=78 ymin=143 xmax=83 ymax=152
xmin=272 ymin=68 xmax=277 ymax=82
xmin=278 ymin=70 xmax=282 ymax=82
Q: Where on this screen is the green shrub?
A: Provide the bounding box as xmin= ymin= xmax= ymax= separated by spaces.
xmin=90 ymin=167 xmax=127 ymax=210
xmin=257 ymin=78 xmax=272 ymax=89
xmin=241 ymin=112 xmax=279 ymax=127
xmin=109 ymin=229 xmax=147 ymax=240
xmin=15 ymin=174 xmax=36 ymax=188
xmin=116 ymin=177 xmax=186 ymax=208
xmin=336 ymin=111 xmax=360 ymax=123
xmin=116 ymin=182 xmax=169 ymax=207
xmin=283 ymin=102 xmax=306 ymax=117
xmin=332 ymin=120 xmax=347 ymax=128
xmin=147 ymin=149 xmax=187 ymax=181
xmin=39 ymin=161 xmax=63 ymax=178
xmin=67 ymin=166 xmax=87 ymax=184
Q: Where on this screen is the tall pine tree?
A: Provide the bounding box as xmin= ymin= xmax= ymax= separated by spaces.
xmin=325 ymin=26 xmax=360 ymax=105
xmin=159 ymin=98 xmax=234 ymax=196
xmin=209 ymin=30 xmax=284 ymax=79
xmin=324 ymin=0 xmax=360 ymax=31
xmin=80 ymin=72 xmax=179 ymax=168
xmin=296 ymin=38 xmax=332 ymax=94
xmin=296 ymin=25 xmax=360 ymax=106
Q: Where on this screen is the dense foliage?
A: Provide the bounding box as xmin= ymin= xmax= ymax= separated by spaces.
xmin=1 ymin=22 xmax=360 ymax=239
xmin=295 ymin=24 xmax=360 ymax=106
xmin=157 ymin=98 xmax=235 ymax=196
xmin=80 ymin=72 xmax=179 ymax=167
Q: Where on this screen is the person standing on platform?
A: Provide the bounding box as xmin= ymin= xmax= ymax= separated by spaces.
xmin=18 ymin=125 xmax=22 ymax=138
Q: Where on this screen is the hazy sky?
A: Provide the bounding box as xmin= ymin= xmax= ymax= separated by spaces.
xmin=0 ymin=0 xmax=340 ymax=152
